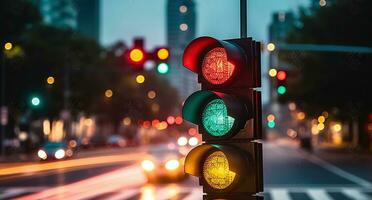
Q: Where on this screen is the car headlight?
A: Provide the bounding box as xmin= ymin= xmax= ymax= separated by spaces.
xmin=165 ymin=159 xmax=180 ymax=171
xmin=38 ymin=149 xmax=47 ymax=160
xmin=54 ymin=149 xmax=65 ymax=159
xmin=141 ymin=160 xmax=155 ymax=171
xmin=188 ymin=137 xmax=199 ymax=146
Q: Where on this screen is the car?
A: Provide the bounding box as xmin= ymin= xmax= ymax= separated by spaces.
xmin=107 ymin=135 xmax=126 ymax=147
xmin=37 ymin=141 xmax=73 ymax=161
xmin=141 ymin=146 xmax=186 ymax=182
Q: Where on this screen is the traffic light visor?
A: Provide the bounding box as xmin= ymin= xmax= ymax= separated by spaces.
xmin=183 ymin=37 xmax=246 ymax=85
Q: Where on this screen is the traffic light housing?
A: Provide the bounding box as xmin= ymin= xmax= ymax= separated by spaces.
xmin=125 ymin=38 xmax=146 ymax=70
xmin=154 ymin=47 xmax=170 ymax=74
xmin=182 ymin=36 xmax=263 ymax=199
xmin=124 ymin=38 xmax=170 ymax=73
xmin=275 ymin=70 xmax=287 ymax=95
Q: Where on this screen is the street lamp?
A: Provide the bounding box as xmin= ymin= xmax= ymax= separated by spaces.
xmin=267 ymin=43 xmax=276 ymax=51
xmin=4 ymin=42 xmax=13 ymax=51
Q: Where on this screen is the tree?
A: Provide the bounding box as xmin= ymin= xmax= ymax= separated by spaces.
xmin=280 ymin=0 xmax=372 ymax=148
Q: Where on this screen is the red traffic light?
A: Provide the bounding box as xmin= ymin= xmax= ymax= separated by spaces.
xmin=202 ymin=47 xmax=235 ymax=85
xmin=129 ymin=48 xmax=144 ymax=63
xmin=276 ymin=70 xmax=287 ymax=81
xmin=183 ymin=36 xmax=260 ymax=88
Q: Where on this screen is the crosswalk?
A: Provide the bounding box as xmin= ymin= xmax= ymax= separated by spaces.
xmin=1 ymin=186 xmax=371 ymax=200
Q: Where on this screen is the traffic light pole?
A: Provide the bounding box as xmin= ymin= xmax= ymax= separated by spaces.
xmin=0 ymin=51 xmax=5 ymax=156
xmin=240 ymin=0 xmax=247 ymax=38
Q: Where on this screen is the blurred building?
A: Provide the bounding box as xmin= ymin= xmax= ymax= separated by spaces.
xmin=268 ymin=11 xmax=295 ymax=101
xmin=267 ymin=12 xmax=295 ymax=136
xmin=166 ymin=0 xmax=198 ymax=101
xmin=32 ymin=0 xmax=100 ymax=42
xmin=269 ymin=12 xmax=295 ymax=44
xmin=75 ymin=0 xmax=100 ymax=41
xmin=34 ymin=0 xmax=77 ymax=29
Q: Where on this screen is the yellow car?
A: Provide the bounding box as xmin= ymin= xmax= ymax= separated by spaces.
xmin=141 ymin=146 xmax=186 ymax=182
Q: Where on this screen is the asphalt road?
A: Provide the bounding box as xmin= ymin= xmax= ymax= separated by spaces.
xmin=1 ymin=139 xmax=372 ymax=200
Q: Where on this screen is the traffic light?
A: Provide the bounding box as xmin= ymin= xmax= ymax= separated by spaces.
xmin=124 ymin=38 xmax=170 ymax=73
xmin=182 ymin=36 xmax=263 ymax=199
xmin=125 ymin=38 xmax=146 ymax=70
xmin=154 ymin=48 xmax=170 ymax=75
xmin=276 ymin=70 xmax=287 ymax=95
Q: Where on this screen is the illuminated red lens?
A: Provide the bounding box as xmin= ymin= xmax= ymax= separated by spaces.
xmin=277 ymin=71 xmax=287 ymax=81
xmin=201 ymin=47 xmax=235 ymax=85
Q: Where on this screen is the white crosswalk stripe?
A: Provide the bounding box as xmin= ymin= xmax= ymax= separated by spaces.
xmin=1 ymin=186 xmax=372 ymax=200
xmin=307 ymin=188 xmax=333 ymax=200
xmin=342 ymin=188 xmax=371 ymax=200
xmin=269 ymin=188 xmax=292 ymax=200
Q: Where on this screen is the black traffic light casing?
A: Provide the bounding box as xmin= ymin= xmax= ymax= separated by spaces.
xmin=183 ymin=37 xmax=261 ymax=89
xmin=125 ymin=38 xmax=146 ymax=70
xmin=185 ymin=142 xmax=263 ymax=195
xmin=182 ymin=36 xmax=263 ymax=199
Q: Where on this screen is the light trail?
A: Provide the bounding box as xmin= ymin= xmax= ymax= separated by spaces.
xmin=0 ymin=152 xmax=145 ymax=176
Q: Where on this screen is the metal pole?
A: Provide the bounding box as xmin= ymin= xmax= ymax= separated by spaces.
xmin=1 ymin=50 xmax=5 ymax=156
xmin=240 ymin=0 xmax=247 ymax=38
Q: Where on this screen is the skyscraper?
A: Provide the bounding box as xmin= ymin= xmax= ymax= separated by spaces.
xmin=75 ymin=0 xmax=100 ymax=42
xmin=166 ymin=0 xmax=198 ymax=101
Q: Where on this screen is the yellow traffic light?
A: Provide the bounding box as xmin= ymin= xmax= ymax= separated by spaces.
xmin=203 ymin=151 xmax=236 ymax=189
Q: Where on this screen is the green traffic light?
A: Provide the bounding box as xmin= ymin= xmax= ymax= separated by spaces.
xmin=156 ymin=63 xmax=169 ymax=74
xmin=202 ymin=99 xmax=235 ymax=137
xmin=31 ymin=97 xmax=40 ymax=106
xmin=277 ymin=85 xmax=286 ymax=95
xmin=267 ymin=121 xmax=275 ymax=128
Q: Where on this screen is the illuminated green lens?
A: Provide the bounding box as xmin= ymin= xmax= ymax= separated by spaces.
xmin=202 ymin=99 xmax=235 ymax=137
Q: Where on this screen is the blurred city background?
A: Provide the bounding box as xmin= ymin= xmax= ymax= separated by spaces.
xmin=0 ymin=0 xmax=371 ymax=199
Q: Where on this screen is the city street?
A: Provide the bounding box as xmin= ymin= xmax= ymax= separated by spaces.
xmin=1 ymin=139 xmax=371 ymax=200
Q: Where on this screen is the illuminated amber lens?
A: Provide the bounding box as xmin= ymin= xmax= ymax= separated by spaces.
xmin=203 ymin=151 xmax=236 ymax=189
xmin=129 ymin=49 xmax=144 ymax=62
xmin=157 ymin=48 xmax=169 ymax=60
xmin=202 ymin=47 xmax=235 ymax=85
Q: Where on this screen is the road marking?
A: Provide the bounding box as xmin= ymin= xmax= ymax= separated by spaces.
xmin=2 ymin=186 xmax=372 ymax=200
xmin=342 ymin=188 xmax=371 ymax=200
xmin=304 ymin=153 xmax=372 ymax=188
xmin=269 ymin=188 xmax=292 ymax=200
xmin=307 ymin=188 xmax=333 ymax=200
